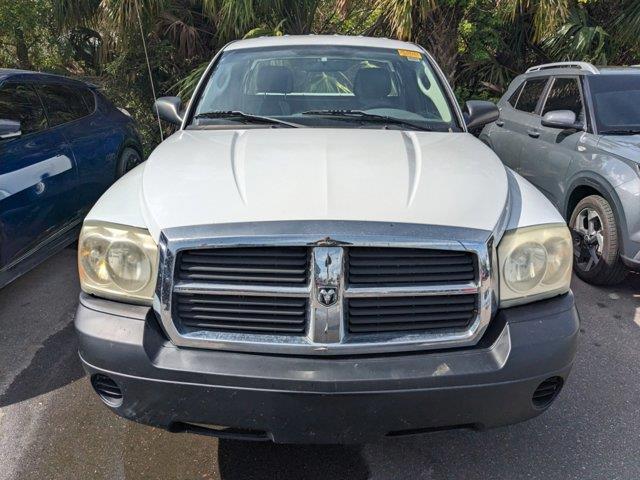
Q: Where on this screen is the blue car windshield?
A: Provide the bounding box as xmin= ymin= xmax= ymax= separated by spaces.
xmin=190 ymin=45 xmax=461 ymax=132
xmin=589 ymin=74 xmax=640 ymax=134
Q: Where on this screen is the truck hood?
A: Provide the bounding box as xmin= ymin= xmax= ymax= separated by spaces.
xmin=140 ymin=129 xmax=509 ymax=240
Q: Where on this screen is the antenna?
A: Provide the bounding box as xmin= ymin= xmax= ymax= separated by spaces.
xmin=134 ymin=0 xmax=164 ymax=142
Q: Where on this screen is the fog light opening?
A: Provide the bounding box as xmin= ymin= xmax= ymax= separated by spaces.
xmin=91 ymin=374 xmax=123 ymax=408
xmin=532 ymin=376 xmax=563 ymax=409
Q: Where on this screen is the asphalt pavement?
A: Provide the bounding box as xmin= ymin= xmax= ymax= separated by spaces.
xmin=1 ymin=246 xmax=639 ymax=480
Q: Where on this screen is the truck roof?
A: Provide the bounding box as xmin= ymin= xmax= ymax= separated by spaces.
xmin=224 ymin=35 xmax=423 ymax=52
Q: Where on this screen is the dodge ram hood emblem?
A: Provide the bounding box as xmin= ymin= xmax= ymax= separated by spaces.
xmin=317 ymin=288 xmax=338 ymax=307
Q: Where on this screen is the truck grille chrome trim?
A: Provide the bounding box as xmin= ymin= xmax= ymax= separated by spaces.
xmin=344 ymin=283 xmax=478 ymax=297
xmin=155 ymin=221 xmax=497 ymax=356
xmin=173 ymin=282 xmax=311 ymax=297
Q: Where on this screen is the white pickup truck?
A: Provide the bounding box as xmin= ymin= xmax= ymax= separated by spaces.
xmin=75 ymin=35 xmax=579 ymax=444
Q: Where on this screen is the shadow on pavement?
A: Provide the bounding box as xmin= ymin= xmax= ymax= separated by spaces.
xmin=0 ymin=322 xmax=85 ymax=407
xmin=217 ymin=440 xmax=370 ymax=480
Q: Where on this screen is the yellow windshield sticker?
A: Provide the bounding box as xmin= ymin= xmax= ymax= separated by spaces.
xmin=398 ymin=49 xmax=422 ymax=60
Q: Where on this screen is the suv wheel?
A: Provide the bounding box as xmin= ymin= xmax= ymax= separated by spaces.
xmin=569 ymin=195 xmax=627 ymax=285
xmin=116 ymin=147 xmax=143 ymax=178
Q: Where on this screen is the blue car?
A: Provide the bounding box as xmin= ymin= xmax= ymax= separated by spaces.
xmin=0 ymin=69 xmax=143 ymax=287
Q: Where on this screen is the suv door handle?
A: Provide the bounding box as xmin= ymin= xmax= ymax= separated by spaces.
xmin=496 ymin=120 xmax=504 ymax=127
xmin=527 ymin=129 xmax=540 ymax=138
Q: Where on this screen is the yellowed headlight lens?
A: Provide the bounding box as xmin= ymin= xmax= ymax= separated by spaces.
xmin=78 ymin=223 xmax=158 ymax=305
xmin=498 ymin=224 xmax=572 ymax=308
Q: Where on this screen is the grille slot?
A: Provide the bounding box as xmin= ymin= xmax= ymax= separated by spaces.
xmin=347 ymin=247 xmax=476 ymax=286
xmin=175 ymin=293 xmax=308 ymax=335
xmin=347 ymin=294 xmax=477 ymax=334
xmin=177 ymin=247 xmax=309 ymax=286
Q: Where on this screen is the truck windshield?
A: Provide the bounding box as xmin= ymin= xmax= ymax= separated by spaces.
xmin=190 ymin=45 xmax=460 ymax=132
xmin=589 ymin=74 xmax=640 ymax=134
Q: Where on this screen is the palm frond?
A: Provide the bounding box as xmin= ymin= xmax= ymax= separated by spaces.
xmin=615 ymin=0 xmax=640 ymax=45
xmin=52 ymin=0 xmax=102 ymax=29
xmin=542 ymin=8 xmax=609 ymax=64
xmin=172 ymin=60 xmax=208 ymax=99
xmin=157 ymin=5 xmax=206 ymax=58
xmin=498 ymin=0 xmax=571 ymax=43
xmin=375 ymin=0 xmax=415 ymax=40
xmin=244 ymin=19 xmax=286 ymax=39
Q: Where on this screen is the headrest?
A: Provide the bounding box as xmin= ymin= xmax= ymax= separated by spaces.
xmin=353 ymin=68 xmax=392 ymax=99
xmin=256 ymin=65 xmax=294 ymax=94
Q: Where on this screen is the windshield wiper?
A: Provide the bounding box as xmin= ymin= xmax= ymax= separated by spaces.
xmin=301 ymin=109 xmax=433 ymax=131
xmin=194 ymin=111 xmax=300 ymax=128
xmin=600 ymin=128 xmax=640 ymax=135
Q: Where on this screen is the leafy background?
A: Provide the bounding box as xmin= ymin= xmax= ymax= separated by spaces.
xmin=1 ymin=0 xmax=639 ymax=155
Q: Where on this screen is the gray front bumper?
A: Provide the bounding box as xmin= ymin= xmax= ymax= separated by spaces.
xmin=75 ymin=292 xmax=579 ymax=444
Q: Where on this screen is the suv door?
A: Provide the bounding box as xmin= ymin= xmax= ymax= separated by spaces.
xmin=492 ymin=77 xmax=549 ymax=171
xmin=37 ymin=83 xmax=110 ymax=210
xmin=519 ymin=76 xmax=586 ymax=209
xmin=0 ymin=81 xmax=78 ymax=270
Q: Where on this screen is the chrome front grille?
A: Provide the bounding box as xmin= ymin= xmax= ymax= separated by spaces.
xmin=156 ymin=222 xmax=496 ymax=356
xmin=175 ymin=293 xmax=309 ymax=334
xmin=346 ymin=294 xmax=478 ymax=334
xmin=177 ymin=247 xmax=309 ymax=286
xmin=347 ymin=247 xmax=476 ymax=286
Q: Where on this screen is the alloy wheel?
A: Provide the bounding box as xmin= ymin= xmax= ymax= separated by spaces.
xmin=572 ymin=208 xmax=604 ymax=272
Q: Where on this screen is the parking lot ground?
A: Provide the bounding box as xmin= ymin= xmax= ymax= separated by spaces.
xmin=1 ymin=247 xmax=639 ymax=480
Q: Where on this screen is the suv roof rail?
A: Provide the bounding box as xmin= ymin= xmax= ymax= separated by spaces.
xmin=526 ymin=62 xmax=599 ymax=74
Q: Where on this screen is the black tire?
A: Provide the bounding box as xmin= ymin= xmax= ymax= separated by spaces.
xmin=569 ymin=195 xmax=628 ymax=285
xmin=116 ymin=147 xmax=143 ymax=178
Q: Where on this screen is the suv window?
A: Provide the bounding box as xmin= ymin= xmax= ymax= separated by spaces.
xmin=588 ymin=74 xmax=640 ymax=133
xmin=37 ymin=83 xmax=90 ymax=127
xmin=514 ymin=78 xmax=548 ymax=113
xmin=542 ymin=77 xmax=584 ymax=119
xmin=0 ymin=82 xmax=48 ymax=135
xmin=507 ymin=82 xmax=524 ymax=107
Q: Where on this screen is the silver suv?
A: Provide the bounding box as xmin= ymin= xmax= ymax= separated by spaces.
xmin=481 ymin=62 xmax=640 ymax=285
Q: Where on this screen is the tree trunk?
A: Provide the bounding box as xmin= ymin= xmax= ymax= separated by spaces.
xmin=416 ymin=4 xmax=464 ymax=87
xmin=14 ymin=28 xmax=32 ymax=70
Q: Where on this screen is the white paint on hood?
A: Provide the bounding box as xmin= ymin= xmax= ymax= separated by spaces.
xmin=130 ymin=129 xmax=508 ymax=240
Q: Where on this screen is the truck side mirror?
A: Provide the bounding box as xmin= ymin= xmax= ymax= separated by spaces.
xmin=153 ymin=97 xmax=183 ymax=126
xmin=541 ymin=110 xmax=583 ymax=130
xmin=0 ymin=119 xmax=21 ymax=140
xmin=464 ymin=100 xmax=499 ymax=131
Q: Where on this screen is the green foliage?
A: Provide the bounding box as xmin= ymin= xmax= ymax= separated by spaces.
xmin=173 ymin=61 xmax=209 ymax=100
xmin=543 ymin=7 xmax=609 ymax=64
xmin=2 ymin=0 xmax=639 ymax=155
xmin=0 ymin=0 xmax=64 ymax=70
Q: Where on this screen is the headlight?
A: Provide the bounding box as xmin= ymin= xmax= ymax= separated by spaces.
xmin=498 ymin=223 xmax=572 ymax=307
xmin=78 ymin=222 xmax=158 ymax=305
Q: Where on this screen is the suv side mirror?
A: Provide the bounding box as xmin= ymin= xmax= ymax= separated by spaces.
xmin=0 ymin=119 xmax=21 ymax=140
xmin=464 ymin=100 xmax=500 ymax=131
xmin=153 ymin=96 xmax=183 ymax=125
xmin=541 ymin=110 xmax=582 ymax=130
